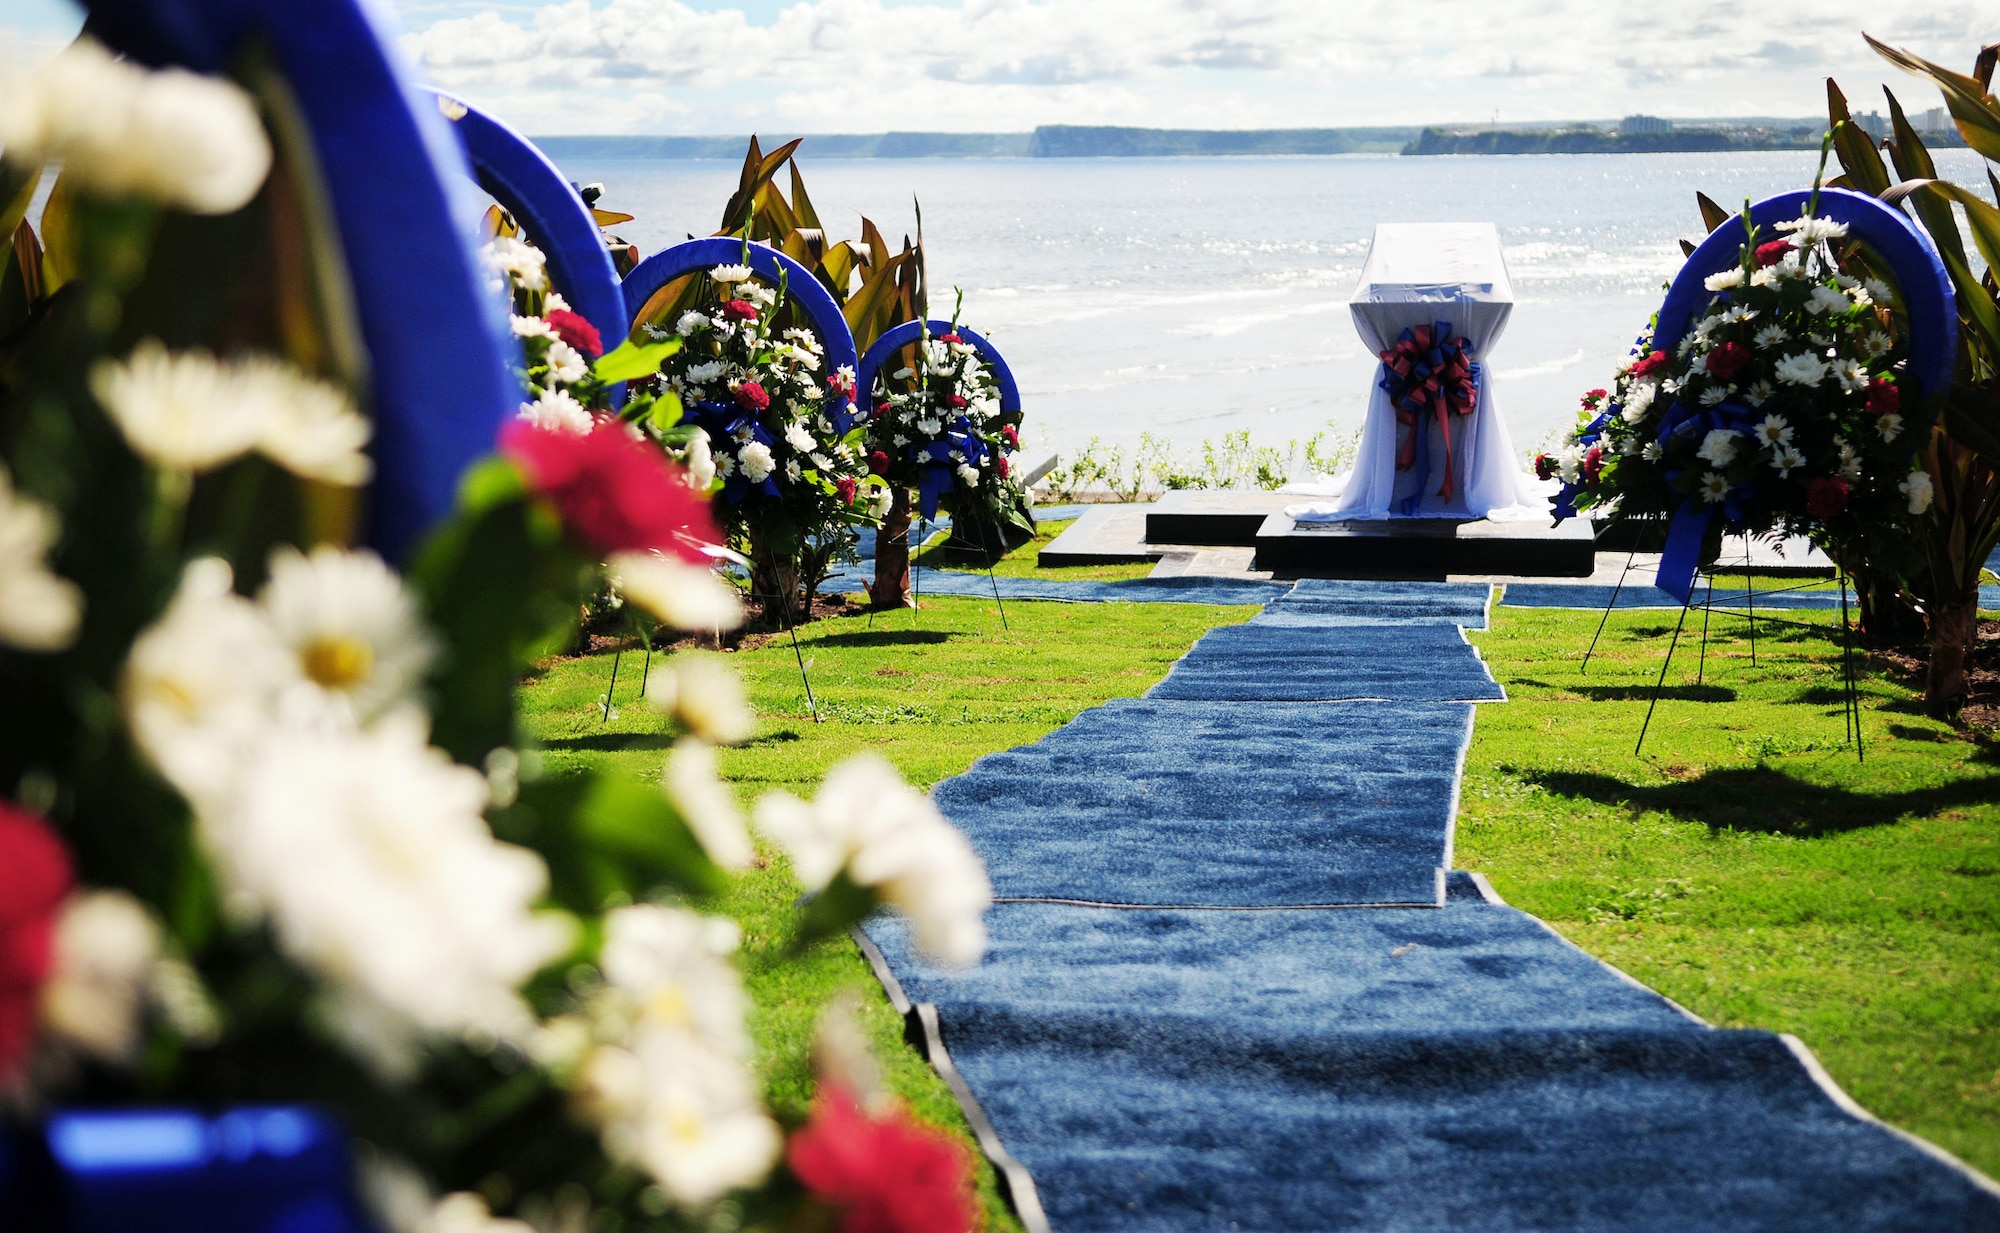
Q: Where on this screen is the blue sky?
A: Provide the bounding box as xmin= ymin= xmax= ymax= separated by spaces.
xmin=1 ymin=1 xmax=1985 ymax=136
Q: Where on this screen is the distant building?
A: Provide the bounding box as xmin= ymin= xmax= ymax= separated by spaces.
xmin=1619 ymin=114 xmax=1673 ymax=134
xmin=1918 ymin=107 xmax=1948 ymax=133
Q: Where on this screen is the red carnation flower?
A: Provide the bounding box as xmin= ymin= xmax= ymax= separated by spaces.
xmin=868 ymin=450 xmax=890 ymax=476
xmin=1581 ymin=388 xmax=1608 ymax=410
xmin=836 ymin=477 xmax=859 ymax=506
xmin=720 ymin=299 xmax=759 ymax=323
xmin=1806 ymin=476 xmax=1851 ymax=519
xmin=829 ymin=370 xmax=855 ymax=398
xmin=1583 ymin=445 xmax=1604 ymax=483
xmin=1533 ymin=452 xmax=1556 ymax=482
xmin=501 ymin=421 xmax=720 ymax=560
xmin=946 ymin=394 xmax=968 ymax=410
xmin=788 ymin=1085 xmax=977 ymax=1233
xmin=1755 ymin=240 xmax=1792 ymax=267
xmin=1705 ymin=341 xmax=1750 ymax=381
xmin=995 ymin=454 xmax=1010 ymax=479
xmin=734 ymin=381 xmax=770 ymax=413
xmin=875 ymin=400 xmax=893 ymax=415
xmin=0 ymin=801 xmax=72 ymax=1082
xmin=1630 ymin=351 xmax=1670 ymax=379
xmin=1866 ymin=377 xmax=1900 ymax=417
xmin=1001 ymin=424 xmax=1019 ymax=448
xmin=938 ymin=332 xmax=963 ymax=345
xmin=544 ymin=308 xmax=603 ymax=359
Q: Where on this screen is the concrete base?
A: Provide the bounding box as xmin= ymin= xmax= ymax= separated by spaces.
xmin=1255 ymin=514 xmax=1598 ymax=578
xmin=1038 ymin=505 xmax=1160 ymax=567
xmin=1146 ymin=490 xmax=1298 ymax=546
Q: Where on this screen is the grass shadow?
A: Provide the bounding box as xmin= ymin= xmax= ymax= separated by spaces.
xmin=1517 ymin=678 xmax=1736 ymax=703
xmin=541 ymin=731 xmax=674 ymax=754
xmin=806 ymin=629 xmax=955 ymax=648
xmin=1524 ymin=764 xmax=2000 ymax=837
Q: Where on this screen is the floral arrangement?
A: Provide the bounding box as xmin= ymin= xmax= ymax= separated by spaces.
xmin=1544 ymin=203 xmax=1935 ymax=597
xmin=865 ymin=323 xmax=1026 ymax=530
xmin=0 ymin=38 xmax=988 ymax=1232
xmin=649 ymin=263 xmax=885 ymax=620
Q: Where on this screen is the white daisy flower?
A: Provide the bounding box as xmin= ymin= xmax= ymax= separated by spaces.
xmin=258 ymin=546 xmax=436 ymax=727
xmin=646 ymin=654 xmax=755 ymax=747
xmin=714 ymin=453 xmax=737 ymax=479
xmin=661 ymin=739 xmax=754 ymax=869
xmin=518 ymin=387 xmax=593 ymax=436
xmin=1874 ymin=412 xmax=1904 ymax=443
xmin=0 ymin=464 xmax=82 ymax=652
xmin=783 ymin=458 xmax=803 ymax=484
xmin=708 ymin=264 xmax=753 ymax=284
xmin=809 ymin=452 xmax=834 ymax=470
xmin=1699 ymin=472 xmax=1731 ymax=503
xmin=1743 ymin=379 xmax=1775 ymax=407
xmin=1753 ymin=414 xmax=1793 ymax=446
xmin=1860 ymin=330 xmax=1893 ymax=358
xmin=485 ymin=237 xmax=547 ymax=293
xmin=511 ymin=315 xmax=556 ymax=339
xmin=1834 ymin=360 xmax=1869 ymax=394
xmin=1900 ymin=469 xmax=1934 ymax=514
xmin=546 ymin=339 xmax=589 ymax=385
xmin=1836 ymin=438 xmax=1863 ymax=481
xmin=1777 ymin=214 xmax=1850 ymax=244
xmin=1699 ymin=385 xmax=1730 ymax=407
xmin=1864 ymin=278 xmax=1894 ymax=305
xmin=1807 ymin=285 xmax=1850 ymax=316
xmin=1753 ymin=324 xmax=1789 ymax=349
xmin=1641 ymin=441 xmax=1664 ymax=462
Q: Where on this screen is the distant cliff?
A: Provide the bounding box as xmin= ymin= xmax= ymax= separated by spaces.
xmin=1027 ymin=125 xmax=1417 ymax=156
xmin=1402 ymin=128 xmax=1800 ymax=155
xmin=533 ymin=132 xmax=1032 ymax=160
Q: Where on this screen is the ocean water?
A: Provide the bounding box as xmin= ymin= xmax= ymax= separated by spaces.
xmin=547 ymin=150 xmax=1991 ymax=466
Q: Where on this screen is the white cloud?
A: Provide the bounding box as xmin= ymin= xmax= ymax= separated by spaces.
xmin=392 ymin=0 xmax=1990 ymax=134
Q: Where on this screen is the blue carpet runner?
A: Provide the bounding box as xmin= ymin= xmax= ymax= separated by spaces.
xmin=861 ymin=578 xmax=2000 ymax=1230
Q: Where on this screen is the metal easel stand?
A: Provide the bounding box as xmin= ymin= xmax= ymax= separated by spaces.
xmin=599 ymin=619 xmax=658 ymax=722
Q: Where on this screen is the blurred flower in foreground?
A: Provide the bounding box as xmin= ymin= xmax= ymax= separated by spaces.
xmin=91 ymin=342 xmax=371 ymax=483
xmin=260 ymin=546 xmax=436 ymax=726
xmin=569 ymin=905 xmax=780 ymax=1208
xmin=662 ymin=739 xmax=754 ymax=870
xmin=755 ymin=754 xmax=992 ymax=966
xmin=0 ymin=37 xmax=270 ymax=214
xmin=788 ymin=1083 xmax=978 ymax=1233
xmin=501 ymin=421 xmax=720 ymax=559
xmin=0 ymin=463 xmax=82 ymax=652
xmin=421 ymin=1193 xmax=533 ymax=1233
xmin=39 ymin=890 xmax=160 ymax=1064
xmin=0 ymin=801 xmax=71 ymax=1084
xmin=646 ymin=653 xmax=754 ymax=745
xmin=606 ymin=551 xmax=743 ymax=631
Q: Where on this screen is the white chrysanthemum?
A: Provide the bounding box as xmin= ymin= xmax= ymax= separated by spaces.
xmin=39 ymin=889 xmax=160 ymax=1064
xmin=957 ymin=464 xmax=980 ymax=488
xmin=1753 ymin=324 xmax=1789 ymax=350
xmin=808 ymin=452 xmax=834 ymax=472
xmin=1860 ymin=330 xmax=1893 ymax=358
xmin=1704 ymin=267 xmax=1745 ymax=292
xmin=916 ymin=417 xmax=943 ymax=437
xmin=1836 ymin=438 xmax=1863 ymax=481
xmin=216 ymin=718 xmax=572 ymax=1047
xmin=546 ymin=339 xmax=589 ymax=385
xmin=607 ymin=552 xmax=745 ymax=632
xmin=1641 ymin=440 xmax=1664 ymax=462
xmin=518 ymin=386 xmax=593 ymax=436
xmin=675 ymin=310 xmax=710 ymax=337
xmin=485 ymin=237 xmax=547 ymax=292
xmin=1698 ymin=385 xmax=1729 ymax=407
xmin=1864 ymin=278 xmax=1894 ymax=304
xmin=1554 ymin=443 xmax=1584 ymax=484
xmin=681 ymin=430 xmax=716 ymax=491
xmin=259 ymin=546 xmax=436 ymax=726
xmin=784 ymin=423 xmax=816 ymax=453
xmin=1874 ymin=412 xmax=1904 ymax=443
xmin=1619 ymin=381 xmax=1655 ymax=423
xmin=1770 ymin=444 xmax=1805 ymax=477
xmin=868 ymin=485 xmax=894 ymax=519
xmin=1698 ymin=472 xmax=1730 ymax=503
xmin=0 ymin=464 xmax=82 ymax=652
xmin=685 ymin=360 xmax=728 ymax=384
xmin=1773 ymin=353 xmax=1827 ymax=387
xmin=422 ymin=1193 xmax=534 ymax=1233
xmin=754 ymin=753 xmax=992 ymax=966
xmin=123 ymin=558 xmax=299 ymax=814
xmin=601 ymin=905 xmax=751 ymax=1056
xmin=0 ymin=38 xmax=270 ymax=214
xmin=661 ymin=739 xmax=753 ymax=869
xmin=1900 ymin=469 xmax=1934 ymax=514
xmin=739 ymin=442 xmax=774 ymax=483
xmin=646 ymin=653 xmax=754 ymax=746
xmin=1696 ymin=429 xmax=1739 ymax=468
xmin=708 ymin=264 xmax=752 ymax=285
xmin=246 ymin=358 xmax=372 ymax=486
xmin=511 ymin=315 xmax=556 ymax=340
xmin=1806 ymin=285 xmax=1850 ymax=316
xmin=1778 ymin=215 xmax=1850 ymax=244
xmin=1753 ymin=414 xmax=1793 ymax=446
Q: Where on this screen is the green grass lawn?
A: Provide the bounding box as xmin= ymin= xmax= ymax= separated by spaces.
xmin=1460 ymin=601 xmax=2000 ymax=1176
xmin=517 ymin=584 xmax=2000 ymax=1224
xmin=519 ymin=596 xmax=1257 ymax=1230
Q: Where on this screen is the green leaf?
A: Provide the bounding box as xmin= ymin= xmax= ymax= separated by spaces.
xmin=0 ymin=160 xmax=43 ymax=246
xmin=1827 ymin=80 xmax=1892 ymax=197
xmin=1867 ymin=33 xmax=2000 ymax=164
xmin=647 ymin=386 xmax=685 ymax=433
xmin=493 ymin=770 xmax=727 ymax=912
xmin=1885 ymin=179 xmax=2000 ymax=287
xmin=593 ymin=335 xmax=681 ymax=383
xmin=1882 ymin=91 xmax=1970 ymax=274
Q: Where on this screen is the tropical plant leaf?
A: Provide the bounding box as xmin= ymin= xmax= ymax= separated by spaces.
xmin=36 ymin=174 xmax=77 ymax=292
xmin=1827 ymin=80 xmax=1893 ymax=197
xmin=1695 ymin=192 xmax=1730 ymax=234
xmin=1867 ymin=33 xmax=2000 ymax=163
xmin=0 ymin=161 xmax=42 ymax=248
xmin=1884 ymin=178 xmax=2000 ymax=282
xmin=589 ymin=208 xmax=634 ymax=227
xmin=789 ymin=161 xmax=823 ymax=231
xmin=592 ymin=336 xmax=681 ymax=383
xmin=1882 ymin=91 xmax=1970 ymax=273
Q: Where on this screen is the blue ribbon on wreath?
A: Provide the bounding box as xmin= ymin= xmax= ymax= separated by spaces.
xmin=913 ymin=422 xmax=988 ymax=520
xmin=1653 ymin=399 xmax=1760 ymax=603
xmin=1377 ymin=321 xmax=1481 ymax=515
xmin=687 ymin=401 xmax=781 ymax=503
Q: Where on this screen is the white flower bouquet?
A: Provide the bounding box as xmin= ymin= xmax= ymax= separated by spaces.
xmin=864 ymin=322 xmax=1028 ymax=537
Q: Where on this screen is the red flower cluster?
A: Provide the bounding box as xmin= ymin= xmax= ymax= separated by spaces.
xmin=720 ymin=300 xmax=760 ymax=323
xmin=874 ymin=400 xmax=893 ymax=416
xmin=0 ymin=801 xmax=71 ymax=1081
xmin=1583 ymin=445 xmax=1604 ymax=483
xmin=1000 ymin=425 xmax=1019 ymax=449
xmin=1533 ymin=452 xmax=1556 ymax=482
xmin=1807 ymin=476 xmax=1851 ymax=518
xmin=995 ymin=455 xmax=1010 ymax=479
xmin=938 ymin=332 xmax=963 ymax=345
xmin=836 ymin=477 xmax=859 ymax=506
xmin=787 ymin=1085 xmax=977 ymax=1233
xmin=829 ymin=369 xmax=855 ymax=399
xmin=1755 ymin=240 xmax=1793 ymax=267
xmin=1705 ymin=341 xmax=1750 ymax=381
xmin=1866 ymin=378 xmax=1900 ymax=417
xmin=868 ymin=451 xmax=890 ymax=476
xmin=734 ymin=381 xmax=770 ymax=413
xmin=945 ymin=394 xmax=967 ymax=410
xmin=545 ymin=308 xmax=603 ymax=359
xmin=501 ymin=422 xmax=720 ymax=560
xmin=1630 ymin=351 xmax=1670 ymax=380
xmin=1580 ymin=388 xmax=1608 ymax=410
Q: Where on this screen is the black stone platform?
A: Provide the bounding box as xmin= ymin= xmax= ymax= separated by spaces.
xmin=1144 ymin=490 xmax=1297 ymax=546
xmin=1255 ymin=513 xmax=1597 ymax=578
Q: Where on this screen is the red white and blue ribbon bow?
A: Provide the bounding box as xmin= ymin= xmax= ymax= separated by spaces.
xmin=1379 ymin=322 xmax=1480 ymax=512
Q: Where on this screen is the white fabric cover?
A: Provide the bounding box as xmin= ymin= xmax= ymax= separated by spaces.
xmin=1292 ymin=222 xmax=1544 ymax=522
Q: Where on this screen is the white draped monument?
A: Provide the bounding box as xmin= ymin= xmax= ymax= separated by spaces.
xmin=1291 ymin=222 xmax=1544 ymax=523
